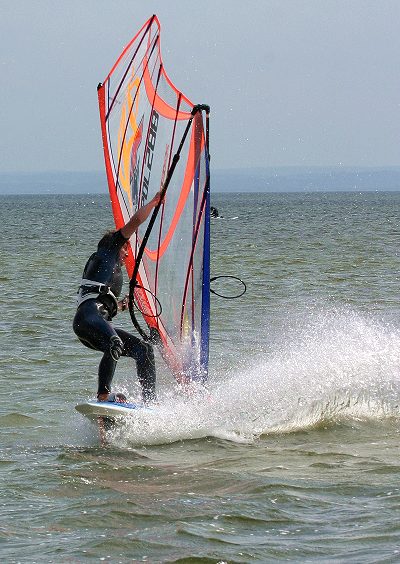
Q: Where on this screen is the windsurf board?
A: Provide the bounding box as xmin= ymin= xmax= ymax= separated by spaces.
xmin=75 ymin=400 xmax=153 ymax=422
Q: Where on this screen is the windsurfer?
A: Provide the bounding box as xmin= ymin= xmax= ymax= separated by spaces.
xmin=73 ymin=191 xmax=163 ymax=404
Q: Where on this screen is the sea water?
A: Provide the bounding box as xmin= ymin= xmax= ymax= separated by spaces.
xmin=1 ymin=190 xmax=400 ymax=562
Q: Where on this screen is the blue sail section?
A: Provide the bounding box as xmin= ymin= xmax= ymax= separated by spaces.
xmin=200 ymin=156 xmax=211 ymax=382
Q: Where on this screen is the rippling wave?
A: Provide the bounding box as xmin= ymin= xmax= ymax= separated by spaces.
xmin=2 ymin=192 xmax=400 ymax=562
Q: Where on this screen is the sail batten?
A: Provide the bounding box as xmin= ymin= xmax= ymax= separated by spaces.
xmin=98 ymin=16 xmax=210 ymax=382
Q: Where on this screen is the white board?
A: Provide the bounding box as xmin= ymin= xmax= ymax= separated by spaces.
xmin=75 ymin=400 xmax=153 ymax=422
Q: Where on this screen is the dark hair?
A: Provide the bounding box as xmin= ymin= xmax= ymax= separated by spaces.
xmin=97 ymin=229 xmax=117 ymax=249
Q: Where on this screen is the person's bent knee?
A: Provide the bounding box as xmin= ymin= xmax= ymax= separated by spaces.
xmin=109 ymin=335 xmax=124 ymax=361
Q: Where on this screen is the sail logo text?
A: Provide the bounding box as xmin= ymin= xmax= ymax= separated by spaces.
xmin=142 ymin=110 xmax=159 ymax=206
xmin=130 ymin=117 xmax=144 ymax=208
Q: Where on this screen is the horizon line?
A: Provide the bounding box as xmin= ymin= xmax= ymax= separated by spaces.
xmin=0 ymin=164 xmax=400 ymax=176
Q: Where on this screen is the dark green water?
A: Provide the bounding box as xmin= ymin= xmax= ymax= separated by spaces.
xmin=1 ymin=191 xmax=400 ymax=562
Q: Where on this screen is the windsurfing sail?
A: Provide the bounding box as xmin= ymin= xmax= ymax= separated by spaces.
xmin=97 ymin=15 xmax=211 ymax=383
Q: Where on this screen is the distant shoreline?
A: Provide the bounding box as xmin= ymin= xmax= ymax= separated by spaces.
xmin=1 ymin=167 xmax=399 ymax=194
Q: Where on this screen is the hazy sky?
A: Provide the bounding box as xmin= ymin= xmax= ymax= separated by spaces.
xmin=1 ymin=0 xmax=399 ymax=173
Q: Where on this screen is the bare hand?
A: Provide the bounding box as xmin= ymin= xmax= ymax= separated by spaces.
xmin=152 ymin=190 xmax=165 ymax=207
xmin=118 ymin=295 xmax=129 ymax=312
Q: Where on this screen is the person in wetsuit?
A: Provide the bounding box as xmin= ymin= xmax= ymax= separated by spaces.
xmin=73 ymin=192 xmax=162 ymax=404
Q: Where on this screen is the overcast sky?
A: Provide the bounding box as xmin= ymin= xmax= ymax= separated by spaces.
xmin=1 ymin=0 xmax=399 ymax=173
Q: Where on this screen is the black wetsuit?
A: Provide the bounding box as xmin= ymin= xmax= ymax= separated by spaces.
xmin=73 ymin=230 xmax=156 ymax=402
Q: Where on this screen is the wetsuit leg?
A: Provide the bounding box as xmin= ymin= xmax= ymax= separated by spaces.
xmin=97 ymin=353 xmax=117 ymax=396
xmin=73 ymin=300 xmax=119 ymax=396
xmin=115 ymin=328 xmax=156 ymax=403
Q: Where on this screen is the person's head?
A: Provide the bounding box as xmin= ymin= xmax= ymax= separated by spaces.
xmin=98 ymin=230 xmax=129 ymax=263
xmin=98 ymin=229 xmax=117 ymax=249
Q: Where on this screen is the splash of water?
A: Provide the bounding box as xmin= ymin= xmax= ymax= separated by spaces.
xmin=108 ymin=308 xmax=400 ymax=447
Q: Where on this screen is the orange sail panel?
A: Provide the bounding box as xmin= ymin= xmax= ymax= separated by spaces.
xmin=97 ymin=15 xmax=210 ymax=382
